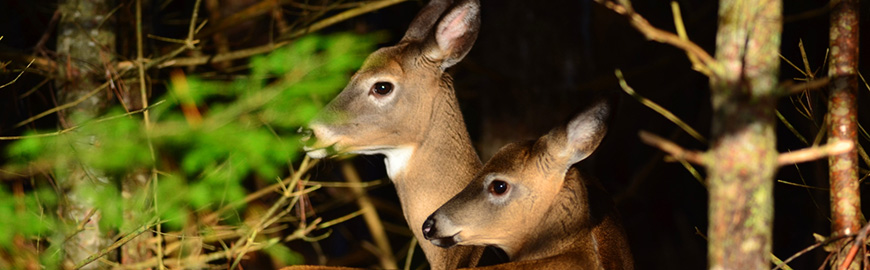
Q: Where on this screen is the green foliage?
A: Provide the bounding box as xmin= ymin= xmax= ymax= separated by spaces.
xmin=264 ymin=238 xmax=305 ymax=265
xmin=0 ymin=185 xmax=57 ymax=249
xmin=1 ymin=32 xmax=377 ymax=263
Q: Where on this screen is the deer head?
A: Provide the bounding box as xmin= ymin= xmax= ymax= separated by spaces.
xmin=422 ymin=100 xmax=629 ymax=267
xmin=302 ymin=0 xmax=480 ymax=180
xmin=300 ymin=1 xmax=491 ymax=269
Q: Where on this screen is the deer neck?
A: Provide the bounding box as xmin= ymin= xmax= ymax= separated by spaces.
xmin=394 ymin=82 xmax=481 ymax=218
xmin=512 ymin=167 xmax=632 ymax=269
xmin=513 ymin=167 xmax=599 ymax=263
xmin=389 ymin=81 xmax=485 ymax=269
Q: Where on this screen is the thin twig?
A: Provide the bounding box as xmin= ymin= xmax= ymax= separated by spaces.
xmin=136 ymin=0 xmax=163 ymax=268
xmin=777 ymin=140 xmax=854 ymax=166
xmin=342 ymin=162 xmax=397 ymax=269
xmin=616 ymin=69 xmax=706 ymax=143
xmin=230 ymin=156 xmax=315 ymax=269
xmin=638 ymin=130 xmax=705 ymax=165
xmin=13 ymin=82 xmax=112 ymax=128
xmin=776 ymin=110 xmax=809 ymax=145
xmin=317 ymin=209 xmax=366 ymax=229
xmin=0 ymin=58 xmax=35 ymax=89
xmin=280 ymin=0 xmax=407 ymax=40
xmin=780 ymin=77 xmax=831 ymax=95
xmin=595 ymin=0 xmax=719 ymax=76
xmin=676 ymin=159 xmax=705 ymax=185
xmin=776 ymin=180 xmax=828 ymax=191
xmin=771 ymin=234 xmax=852 ymax=270
xmin=669 ymin=1 xmax=710 ymax=75
xmin=14 ymin=0 xmax=204 ymax=129
xmin=839 ymin=222 xmax=870 ymax=270
xmin=118 ymin=0 xmax=407 ymax=68
xmin=74 ymin=217 xmax=158 ymax=269
xmin=0 ymin=100 xmax=165 ymax=140
xmin=203 ymin=159 xmax=321 ymax=223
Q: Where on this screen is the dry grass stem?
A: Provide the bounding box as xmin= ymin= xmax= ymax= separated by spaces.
xmin=403 ymin=237 xmax=417 ymax=270
xmin=0 ymin=100 xmax=165 ymax=140
xmin=776 ymin=180 xmax=828 ymax=191
xmin=776 ymin=110 xmax=810 ymax=145
xmin=118 ymin=0 xmax=408 ymax=69
xmin=74 ymin=217 xmax=158 ymax=269
xmin=341 ymin=162 xmax=397 ymax=269
xmin=616 ymin=69 xmax=706 ymax=143
xmin=0 ymin=58 xmax=35 ymax=89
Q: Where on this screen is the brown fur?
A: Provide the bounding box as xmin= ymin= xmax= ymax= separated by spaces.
xmin=425 ymin=101 xmax=634 ymax=269
xmin=303 ymin=0 xmax=489 ymax=269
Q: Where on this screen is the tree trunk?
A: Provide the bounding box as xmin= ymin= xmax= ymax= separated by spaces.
xmin=828 ymin=0 xmax=862 ymax=269
xmin=56 ymin=0 xmax=116 ymax=268
xmin=706 ymin=1 xmax=781 ymax=269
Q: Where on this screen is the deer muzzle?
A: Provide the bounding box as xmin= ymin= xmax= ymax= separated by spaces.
xmin=422 ymin=213 xmax=460 ymax=248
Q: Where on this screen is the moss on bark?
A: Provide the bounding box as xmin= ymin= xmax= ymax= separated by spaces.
xmin=706 ymin=1 xmax=781 ymax=269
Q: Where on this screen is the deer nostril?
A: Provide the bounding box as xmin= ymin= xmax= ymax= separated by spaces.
xmin=422 ymin=217 xmax=436 ymax=239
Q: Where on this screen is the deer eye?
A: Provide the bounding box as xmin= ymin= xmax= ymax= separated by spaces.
xmin=488 ymin=180 xmax=510 ymax=196
xmin=371 ymin=82 xmax=394 ymax=96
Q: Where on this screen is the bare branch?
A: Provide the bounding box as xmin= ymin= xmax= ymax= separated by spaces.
xmin=638 ymin=130 xmax=706 ymax=165
xmin=594 ymin=0 xmax=719 ymax=76
xmin=779 ymin=77 xmax=831 ymax=95
xmin=777 ymin=140 xmax=854 ymax=166
xmin=771 ymin=234 xmax=851 ymax=270
xmin=839 ymin=222 xmax=870 ymax=270
xmin=114 ymin=0 xmax=408 ymax=69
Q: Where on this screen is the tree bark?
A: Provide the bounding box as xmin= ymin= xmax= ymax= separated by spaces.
xmin=828 ymin=0 xmax=862 ymax=269
xmin=706 ymin=1 xmax=781 ymax=269
xmin=56 ymin=0 xmax=116 ymax=268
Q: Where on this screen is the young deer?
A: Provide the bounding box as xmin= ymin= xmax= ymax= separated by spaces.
xmin=300 ymin=0 xmax=490 ymax=268
xmin=422 ymin=101 xmax=634 ymax=269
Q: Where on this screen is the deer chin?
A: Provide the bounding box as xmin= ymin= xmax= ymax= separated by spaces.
xmin=303 ymin=143 xmax=339 ymax=159
xmin=429 ymin=233 xmax=461 ymax=248
xmin=304 ymin=143 xmax=415 ymax=179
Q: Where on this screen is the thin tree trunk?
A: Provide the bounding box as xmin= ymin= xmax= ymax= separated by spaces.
xmin=706 ymin=1 xmax=781 ymax=269
xmin=828 ymin=0 xmax=862 ymax=269
xmin=56 ymin=0 xmax=116 ymax=268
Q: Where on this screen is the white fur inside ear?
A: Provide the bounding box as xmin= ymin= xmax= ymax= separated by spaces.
xmin=565 ymin=102 xmax=609 ymax=163
xmin=435 ymin=2 xmax=478 ymax=55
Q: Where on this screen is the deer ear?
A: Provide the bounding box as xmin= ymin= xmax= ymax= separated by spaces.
xmin=401 ymin=0 xmax=452 ymax=43
xmin=423 ymin=0 xmax=481 ymax=69
xmin=551 ymin=100 xmax=610 ymax=166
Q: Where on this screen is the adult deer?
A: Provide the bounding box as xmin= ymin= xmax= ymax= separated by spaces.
xmin=422 ymin=100 xmax=634 ymax=269
xmin=300 ymin=0 xmax=491 ymax=268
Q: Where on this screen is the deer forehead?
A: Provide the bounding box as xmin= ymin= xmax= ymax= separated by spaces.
xmin=483 ymin=141 xmax=550 ymax=175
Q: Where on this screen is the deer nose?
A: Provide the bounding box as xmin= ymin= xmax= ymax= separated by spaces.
xmin=297 ymin=127 xmax=314 ymax=146
xmin=422 ymin=215 xmax=437 ymax=239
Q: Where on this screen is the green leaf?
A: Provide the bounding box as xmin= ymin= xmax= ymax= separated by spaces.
xmin=264 ymin=242 xmax=305 ymax=266
xmin=6 ymin=132 xmax=44 ymax=160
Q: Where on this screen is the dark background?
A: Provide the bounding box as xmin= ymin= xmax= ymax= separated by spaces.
xmin=1 ymin=0 xmax=868 ymax=269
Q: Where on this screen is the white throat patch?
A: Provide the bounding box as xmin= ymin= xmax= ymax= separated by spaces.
xmin=381 ymin=147 xmax=415 ymax=179
xmin=350 ymin=146 xmax=415 ymax=180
